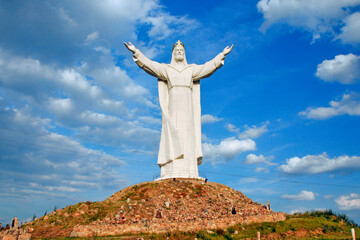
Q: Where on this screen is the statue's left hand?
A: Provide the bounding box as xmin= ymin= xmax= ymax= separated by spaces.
xmin=223 ymin=44 xmax=234 ymax=56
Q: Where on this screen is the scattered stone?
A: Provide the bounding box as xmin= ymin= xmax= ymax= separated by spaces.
xmin=69 ymin=230 xmax=78 ymax=237
xmin=0 ymin=228 xmax=31 ymax=240
xmin=165 ymin=201 xmax=170 ymax=208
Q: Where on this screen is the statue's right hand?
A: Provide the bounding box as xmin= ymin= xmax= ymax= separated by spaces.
xmin=124 ymin=42 xmax=136 ymax=54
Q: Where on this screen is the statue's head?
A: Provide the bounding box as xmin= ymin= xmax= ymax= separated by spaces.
xmin=171 ymin=40 xmax=187 ymax=65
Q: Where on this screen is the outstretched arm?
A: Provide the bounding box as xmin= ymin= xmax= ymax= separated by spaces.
xmin=124 ymin=42 xmax=167 ymax=80
xmin=192 ymin=44 xmax=234 ymax=81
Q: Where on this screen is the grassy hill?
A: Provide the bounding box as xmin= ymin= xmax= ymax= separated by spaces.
xmin=21 ymin=179 xmax=285 ymax=238
xmin=1 ymin=179 xmax=358 ymax=239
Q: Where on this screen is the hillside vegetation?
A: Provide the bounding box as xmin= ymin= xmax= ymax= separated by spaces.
xmin=44 ymin=210 xmax=359 ymax=239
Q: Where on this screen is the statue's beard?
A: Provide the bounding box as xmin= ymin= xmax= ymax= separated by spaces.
xmin=175 ymin=55 xmax=184 ymax=62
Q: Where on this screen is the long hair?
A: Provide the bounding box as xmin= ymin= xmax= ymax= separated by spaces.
xmin=170 ymin=45 xmax=188 ymax=65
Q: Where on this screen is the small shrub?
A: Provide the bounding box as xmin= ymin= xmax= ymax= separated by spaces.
xmin=228 ymin=226 xmax=235 ymax=234
xmin=224 ymin=234 xmax=233 ymax=240
xmin=215 ymin=228 xmax=225 ymax=235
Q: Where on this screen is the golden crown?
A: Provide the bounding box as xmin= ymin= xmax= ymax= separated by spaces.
xmin=172 ymin=40 xmax=184 ymax=50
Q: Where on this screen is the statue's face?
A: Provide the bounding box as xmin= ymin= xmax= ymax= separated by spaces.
xmin=174 ymin=46 xmax=184 ymax=62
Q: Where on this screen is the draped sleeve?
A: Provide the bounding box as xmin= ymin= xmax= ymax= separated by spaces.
xmin=192 ymin=52 xmax=225 ymax=81
xmin=133 ymin=49 xmax=168 ymax=80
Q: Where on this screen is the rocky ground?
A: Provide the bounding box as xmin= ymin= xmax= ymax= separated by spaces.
xmin=1 ymin=179 xmax=286 ymax=239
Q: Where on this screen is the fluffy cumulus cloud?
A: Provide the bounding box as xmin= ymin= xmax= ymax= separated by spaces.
xmin=336 ymin=194 xmax=360 ymax=210
xmin=227 ymin=121 xmax=269 ymax=139
xmin=0 ymin=0 xmax=199 ymax=64
xmin=257 ymin=0 xmax=360 ymax=42
xmin=281 ymin=190 xmax=316 ymax=201
xmin=201 ymin=114 xmax=222 ymax=124
xmin=0 ymin=50 xmax=162 ymax=149
xmin=337 ymin=12 xmax=360 ymax=43
xmin=203 ymin=137 xmax=256 ymax=164
xmin=239 ymin=121 xmax=269 ymax=139
xmin=279 ymin=152 xmax=360 ymax=174
xmin=299 ymin=92 xmax=360 ymax=120
xmin=139 ymin=11 xmax=199 ymax=40
xmin=0 ymin=102 xmax=128 ymax=200
xmin=316 ymin=54 xmax=360 ymax=84
xmin=244 ymin=153 xmax=275 ymax=166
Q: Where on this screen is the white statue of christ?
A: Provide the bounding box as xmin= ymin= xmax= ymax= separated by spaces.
xmin=124 ymin=40 xmax=233 ymax=179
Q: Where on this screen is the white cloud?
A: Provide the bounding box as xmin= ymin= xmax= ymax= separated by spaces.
xmin=140 ymin=14 xmax=199 ymax=40
xmin=0 ymin=103 xmax=128 ymax=200
xmin=226 ymin=122 xmax=269 ymax=139
xmin=299 ymin=92 xmax=360 ymax=120
xmin=0 ymin=52 xmax=145 ymax=115
xmin=201 ymin=114 xmax=222 ymax=124
xmin=85 ymin=31 xmax=99 ymax=43
xmin=48 ymin=98 xmax=74 ymax=114
xmin=255 ymin=167 xmax=270 ymax=173
xmin=279 ymin=152 xmax=360 ymax=174
xmin=29 ymin=183 xmax=81 ymax=193
xmin=138 ymin=116 xmax=161 ymax=125
xmin=290 ymin=209 xmax=305 ymax=214
xmin=238 ymin=121 xmax=269 ymax=139
xmin=226 ymin=123 xmax=240 ymax=133
xmin=324 ymin=195 xmax=334 ymax=199
xmin=245 ymin=153 xmax=275 ymax=166
xmin=338 ymin=12 xmax=360 ymax=43
xmin=94 ymin=46 xmax=110 ymax=55
xmin=257 ymin=0 xmax=360 ymax=42
xmin=281 ymin=190 xmax=316 ymax=201
xmin=316 ymin=54 xmax=360 ymax=84
xmin=203 ymin=137 xmax=256 ymax=164
xmin=336 ymin=193 xmax=360 ymax=210
xmin=89 ymin=66 xmax=153 ymax=107
xmin=0 ymin=0 xmax=199 ymax=65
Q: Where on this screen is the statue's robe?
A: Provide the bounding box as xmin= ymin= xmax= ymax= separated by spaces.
xmin=133 ymin=49 xmax=225 ymax=178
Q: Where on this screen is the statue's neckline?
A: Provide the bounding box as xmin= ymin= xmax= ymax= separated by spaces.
xmin=167 ymin=64 xmax=191 ymax=73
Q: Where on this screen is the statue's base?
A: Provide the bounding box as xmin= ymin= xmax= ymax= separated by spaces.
xmin=154 ymin=170 xmax=207 ymax=181
xmin=154 ymin=176 xmax=206 ymax=181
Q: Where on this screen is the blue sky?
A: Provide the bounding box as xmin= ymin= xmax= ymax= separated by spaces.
xmin=1 ymin=0 xmax=360 ymax=225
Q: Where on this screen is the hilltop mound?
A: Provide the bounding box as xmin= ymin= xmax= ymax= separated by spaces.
xmin=22 ymin=179 xmax=285 ymax=238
